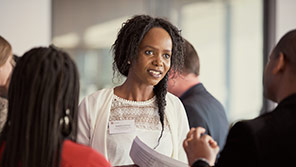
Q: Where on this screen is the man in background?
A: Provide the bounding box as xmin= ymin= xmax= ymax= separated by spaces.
xmin=168 ymin=39 xmax=229 ymax=152
xmin=183 ymin=29 xmax=296 ymax=167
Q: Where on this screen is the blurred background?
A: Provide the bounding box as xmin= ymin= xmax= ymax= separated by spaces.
xmin=1 ymin=0 xmax=295 ymax=124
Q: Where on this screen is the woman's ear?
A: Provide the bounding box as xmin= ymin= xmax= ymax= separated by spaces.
xmin=272 ymin=52 xmax=286 ymax=74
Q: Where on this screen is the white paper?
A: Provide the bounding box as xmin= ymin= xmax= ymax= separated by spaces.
xmin=129 ymin=137 xmax=188 ymax=167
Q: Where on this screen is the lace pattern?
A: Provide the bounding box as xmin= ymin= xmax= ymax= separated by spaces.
xmin=0 ymin=97 xmax=8 ymax=132
xmin=109 ymin=95 xmax=169 ymax=130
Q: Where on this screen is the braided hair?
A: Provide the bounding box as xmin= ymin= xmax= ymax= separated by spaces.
xmin=112 ymin=15 xmax=184 ymax=145
xmin=0 ymin=46 xmax=80 ymax=167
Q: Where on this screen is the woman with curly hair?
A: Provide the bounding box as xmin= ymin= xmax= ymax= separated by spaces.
xmin=77 ymin=15 xmax=189 ymax=166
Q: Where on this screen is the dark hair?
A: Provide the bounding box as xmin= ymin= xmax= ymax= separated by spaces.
xmin=0 ymin=35 xmax=12 ymax=67
xmin=112 ymin=15 xmax=184 ymax=144
xmin=13 ymin=54 xmax=20 ymax=63
xmin=183 ymin=39 xmax=200 ymax=76
xmin=273 ymin=29 xmax=296 ymax=73
xmin=0 ymin=46 xmax=80 ymax=167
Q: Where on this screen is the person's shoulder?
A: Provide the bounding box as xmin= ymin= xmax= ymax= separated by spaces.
xmin=231 ymin=112 xmax=274 ymax=137
xmin=87 ymin=87 xmax=113 ymax=98
xmin=62 ymin=140 xmax=111 ymax=167
xmin=183 ymin=86 xmax=225 ymax=113
xmin=183 ymin=83 xmax=221 ymax=103
xmin=81 ymin=87 xmax=114 ymax=103
xmin=166 ymin=91 xmax=180 ymax=100
xmin=245 ymin=111 xmax=274 ymax=127
xmin=62 ymin=140 xmax=95 ymax=154
xmin=198 ymin=86 xmax=223 ymax=105
xmin=166 ymin=91 xmax=184 ymax=106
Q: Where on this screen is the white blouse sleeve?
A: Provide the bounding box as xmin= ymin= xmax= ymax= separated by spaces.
xmin=165 ymin=93 xmax=190 ymax=163
xmin=77 ymin=97 xmax=91 ymax=146
xmin=175 ymin=98 xmax=190 ymax=162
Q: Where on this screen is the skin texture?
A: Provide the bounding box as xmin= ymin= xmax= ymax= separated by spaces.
xmin=167 ymin=72 xmax=200 ymax=97
xmin=183 ymin=127 xmax=219 ymax=166
xmin=263 ymin=52 xmax=289 ymax=103
xmin=114 ymin=27 xmax=172 ymax=101
xmin=167 ymin=39 xmax=200 ymax=97
xmin=0 ymin=54 xmax=13 ymax=97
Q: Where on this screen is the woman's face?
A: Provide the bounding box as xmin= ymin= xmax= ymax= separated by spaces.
xmin=0 ymin=54 xmax=13 ymax=96
xmin=128 ymin=27 xmax=172 ymax=86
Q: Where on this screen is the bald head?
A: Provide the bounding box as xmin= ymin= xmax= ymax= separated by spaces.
xmin=273 ymin=29 xmax=296 ymax=73
xmin=264 ymin=29 xmax=296 ymax=102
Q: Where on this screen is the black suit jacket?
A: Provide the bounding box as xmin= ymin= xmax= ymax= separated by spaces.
xmin=203 ymin=93 xmax=296 ymax=167
xmin=180 ymin=83 xmax=229 ymax=151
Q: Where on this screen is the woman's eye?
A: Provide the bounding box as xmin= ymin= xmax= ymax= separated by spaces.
xmin=145 ymin=50 xmax=153 ymax=55
xmin=164 ymin=54 xmax=171 ymax=59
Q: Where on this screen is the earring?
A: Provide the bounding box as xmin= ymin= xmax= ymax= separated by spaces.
xmin=127 ymin=60 xmax=131 ymax=64
xmin=60 ymin=109 xmax=72 ymax=137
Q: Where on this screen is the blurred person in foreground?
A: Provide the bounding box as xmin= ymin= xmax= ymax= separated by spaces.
xmin=0 ymin=46 xmax=111 ymax=167
xmin=168 ymin=39 xmax=228 ymax=155
xmin=0 ymin=36 xmax=14 ymax=133
xmin=183 ymin=29 xmax=296 ymax=167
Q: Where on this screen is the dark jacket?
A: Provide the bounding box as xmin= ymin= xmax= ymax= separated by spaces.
xmin=193 ymin=93 xmax=296 ymax=167
xmin=180 ymin=83 xmax=229 ymax=151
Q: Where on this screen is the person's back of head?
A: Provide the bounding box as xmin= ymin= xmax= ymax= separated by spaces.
xmin=273 ymin=29 xmax=296 ymax=74
xmin=264 ymin=29 xmax=296 ymax=102
xmin=167 ymin=39 xmax=200 ymax=97
xmin=0 ymin=46 xmax=80 ymax=167
xmin=183 ymin=39 xmax=200 ymax=76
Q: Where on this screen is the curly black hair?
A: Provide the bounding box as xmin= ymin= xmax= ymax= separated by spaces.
xmin=112 ymin=15 xmax=184 ymax=145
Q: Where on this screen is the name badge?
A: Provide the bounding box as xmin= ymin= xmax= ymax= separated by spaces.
xmin=109 ymin=120 xmax=136 ymax=134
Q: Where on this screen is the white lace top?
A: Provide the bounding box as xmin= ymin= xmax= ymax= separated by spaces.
xmin=107 ymin=95 xmax=173 ymax=166
xmin=0 ymin=97 xmax=8 ymax=133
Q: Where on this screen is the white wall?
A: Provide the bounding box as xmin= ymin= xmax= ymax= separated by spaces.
xmin=276 ymin=0 xmax=296 ymax=41
xmin=0 ymin=0 xmax=51 ymax=55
